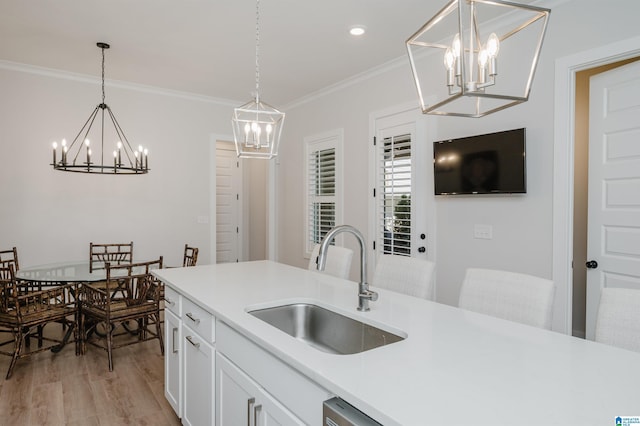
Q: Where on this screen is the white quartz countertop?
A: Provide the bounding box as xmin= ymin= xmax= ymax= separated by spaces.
xmin=153 ymin=261 xmax=640 ymax=425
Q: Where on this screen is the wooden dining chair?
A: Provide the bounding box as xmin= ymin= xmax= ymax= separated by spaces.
xmin=0 ymin=264 xmax=78 ymax=379
xmin=79 ymin=257 xmax=164 ymax=371
xmin=183 ymin=244 xmax=199 ymax=267
xmin=89 ymin=242 xmax=134 ymax=273
xmin=0 ymin=247 xmax=19 ymax=271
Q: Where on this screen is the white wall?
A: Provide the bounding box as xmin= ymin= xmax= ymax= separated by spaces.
xmin=0 ymin=66 xmax=232 ymax=267
xmin=275 ymin=0 xmax=640 ymax=314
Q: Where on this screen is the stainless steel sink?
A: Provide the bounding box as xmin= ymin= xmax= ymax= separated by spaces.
xmin=248 ymin=303 xmax=404 ymax=355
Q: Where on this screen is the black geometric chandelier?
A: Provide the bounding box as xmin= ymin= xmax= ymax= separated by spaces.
xmin=51 ymin=42 xmax=149 ymax=174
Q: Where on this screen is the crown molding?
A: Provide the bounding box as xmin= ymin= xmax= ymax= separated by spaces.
xmin=0 ymin=59 xmax=240 ymax=107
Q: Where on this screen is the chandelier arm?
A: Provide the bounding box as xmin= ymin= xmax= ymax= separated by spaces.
xmin=106 ymin=106 xmax=135 ymax=167
xmin=500 ymin=13 xmax=547 ymax=42
xmin=70 ymin=106 xmax=100 ymax=165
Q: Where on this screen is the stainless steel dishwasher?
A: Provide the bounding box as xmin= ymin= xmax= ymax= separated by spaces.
xmin=323 ymin=397 xmax=382 ymax=426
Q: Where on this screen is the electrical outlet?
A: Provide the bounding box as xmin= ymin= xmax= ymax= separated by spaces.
xmin=474 ymin=224 xmax=493 ymax=240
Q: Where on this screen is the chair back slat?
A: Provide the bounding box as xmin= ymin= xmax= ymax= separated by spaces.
xmin=183 ymin=245 xmax=199 ymax=267
xmin=0 ymin=264 xmax=17 ymax=314
xmin=0 ymin=247 xmax=19 ymax=271
xmin=105 ymin=257 xmax=163 ymax=305
xmin=90 ymin=242 xmax=134 ymax=272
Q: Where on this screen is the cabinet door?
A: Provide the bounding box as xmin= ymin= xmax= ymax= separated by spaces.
xmin=216 ymin=352 xmax=254 ymax=425
xmin=258 ymin=390 xmax=306 ymax=426
xmin=216 ymin=353 xmax=304 ymax=426
xmin=165 ymin=309 xmax=182 ymax=417
xmin=183 ymin=324 xmax=215 ymax=426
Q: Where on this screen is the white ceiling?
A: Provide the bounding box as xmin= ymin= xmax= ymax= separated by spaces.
xmin=0 ymin=0 xmax=455 ymax=106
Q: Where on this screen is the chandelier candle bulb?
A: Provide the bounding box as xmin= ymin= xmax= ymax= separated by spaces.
xmin=117 ymin=141 xmax=122 ymax=166
xmin=52 ymin=142 xmax=57 ymax=165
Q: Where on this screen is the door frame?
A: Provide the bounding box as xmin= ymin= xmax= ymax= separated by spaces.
xmin=368 ymin=101 xmax=438 ymax=295
xmin=552 ymin=36 xmax=640 ymax=335
xmin=209 ymin=134 xmax=278 ymax=264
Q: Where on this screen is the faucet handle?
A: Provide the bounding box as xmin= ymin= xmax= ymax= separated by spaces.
xmin=361 ymin=289 xmax=378 ymax=302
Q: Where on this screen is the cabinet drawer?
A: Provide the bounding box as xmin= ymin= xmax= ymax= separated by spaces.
xmin=183 ymin=297 xmax=215 ymax=343
xmin=164 ymin=285 xmax=182 ymax=317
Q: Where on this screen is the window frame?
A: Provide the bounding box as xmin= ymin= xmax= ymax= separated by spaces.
xmin=303 ymin=129 xmax=344 ymax=257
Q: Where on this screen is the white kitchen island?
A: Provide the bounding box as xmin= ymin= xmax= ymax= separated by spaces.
xmin=153 ymin=260 xmax=640 ymax=426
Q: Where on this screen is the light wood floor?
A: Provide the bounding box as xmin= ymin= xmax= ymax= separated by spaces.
xmin=0 ymin=324 xmax=181 ymax=426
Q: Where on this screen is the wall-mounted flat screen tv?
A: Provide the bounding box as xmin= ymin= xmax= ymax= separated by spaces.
xmin=433 ymin=128 xmax=526 ymax=195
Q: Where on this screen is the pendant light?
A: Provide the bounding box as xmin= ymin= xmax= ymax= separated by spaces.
xmin=232 ymin=0 xmax=285 ymax=159
xmin=406 ymin=0 xmax=550 ymax=117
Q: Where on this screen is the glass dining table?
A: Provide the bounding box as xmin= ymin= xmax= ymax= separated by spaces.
xmin=16 ymin=261 xmax=114 ymax=283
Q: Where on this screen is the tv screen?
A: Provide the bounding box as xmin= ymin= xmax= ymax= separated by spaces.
xmin=433 ymin=128 xmax=526 ymax=195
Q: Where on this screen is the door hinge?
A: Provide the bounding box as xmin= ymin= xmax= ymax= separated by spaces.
xmin=373 ymin=188 xmax=376 ymax=197
xmin=373 ymin=136 xmax=377 ymax=146
xmin=236 ymin=194 xmax=239 ymax=201
xmin=236 ymin=226 xmax=239 ymax=233
xmin=373 ymin=241 xmax=376 ymax=251
xmin=236 ymin=161 xmax=239 ymax=168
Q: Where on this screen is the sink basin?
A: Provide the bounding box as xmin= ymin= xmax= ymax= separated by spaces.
xmin=248 ymin=303 xmax=404 ymax=355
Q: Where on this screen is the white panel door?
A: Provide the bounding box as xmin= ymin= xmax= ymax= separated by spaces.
xmin=216 ymin=142 xmax=241 ymax=263
xmin=373 ymin=108 xmax=432 ymax=262
xmin=586 ymin=61 xmax=640 ymax=340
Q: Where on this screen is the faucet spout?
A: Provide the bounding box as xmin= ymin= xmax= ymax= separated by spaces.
xmin=317 ymin=225 xmax=378 ymax=312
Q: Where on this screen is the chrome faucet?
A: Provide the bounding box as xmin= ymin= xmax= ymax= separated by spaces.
xmin=317 ymin=225 xmax=378 ymax=312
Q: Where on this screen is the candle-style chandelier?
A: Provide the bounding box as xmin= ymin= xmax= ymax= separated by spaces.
xmin=51 ymin=42 xmax=149 ymax=174
xmin=406 ymin=0 xmax=550 ymax=118
xmin=231 ymin=0 xmax=285 ymax=159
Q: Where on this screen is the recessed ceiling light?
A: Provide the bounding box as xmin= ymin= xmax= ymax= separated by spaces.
xmin=349 ymin=25 xmax=366 ymax=36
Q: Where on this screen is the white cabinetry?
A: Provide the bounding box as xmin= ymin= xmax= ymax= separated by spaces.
xmin=163 ymin=284 xmax=216 ymax=425
xmin=217 ymin=352 xmax=304 ymax=426
xmin=216 ymin=321 xmax=331 ymax=426
xmin=164 ymin=286 xmax=182 ymax=417
xmin=182 ymin=296 xmax=216 ymax=426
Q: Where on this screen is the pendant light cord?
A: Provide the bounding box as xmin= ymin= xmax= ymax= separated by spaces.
xmin=255 ymin=0 xmax=260 ymax=101
xmin=101 ymin=45 xmax=106 ymax=105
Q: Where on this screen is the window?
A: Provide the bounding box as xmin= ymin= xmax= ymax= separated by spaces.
xmin=377 ymin=133 xmax=412 ymax=256
xmin=304 ymin=130 xmax=343 ymax=255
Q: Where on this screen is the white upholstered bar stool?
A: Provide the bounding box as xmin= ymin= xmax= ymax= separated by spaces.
xmin=371 ymin=254 xmax=436 ymax=300
xmin=458 ymin=268 xmax=555 ymax=329
xmin=595 ymin=287 xmax=640 ymax=353
xmin=308 ymin=244 xmax=354 ymax=280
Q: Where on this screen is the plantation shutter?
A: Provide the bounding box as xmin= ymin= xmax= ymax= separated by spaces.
xmin=378 ymin=134 xmax=412 ymax=256
xmin=308 ymin=147 xmax=336 ymax=249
